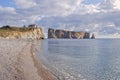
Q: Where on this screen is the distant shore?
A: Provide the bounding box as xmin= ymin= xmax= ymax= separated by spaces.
xmin=0 ymin=39 xmax=56 ymax=80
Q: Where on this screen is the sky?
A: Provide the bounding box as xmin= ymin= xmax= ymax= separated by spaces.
xmin=0 ymin=0 xmax=120 ymax=38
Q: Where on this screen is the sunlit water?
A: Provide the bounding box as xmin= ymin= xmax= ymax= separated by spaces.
xmin=35 ymin=39 xmax=120 ymax=80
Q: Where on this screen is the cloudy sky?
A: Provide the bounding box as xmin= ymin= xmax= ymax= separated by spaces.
xmin=0 ymin=0 xmax=120 ymax=38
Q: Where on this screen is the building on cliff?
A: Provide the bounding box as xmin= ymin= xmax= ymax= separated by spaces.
xmin=28 ymin=24 xmax=38 ymax=28
xmin=48 ymin=28 xmax=92 ymax=39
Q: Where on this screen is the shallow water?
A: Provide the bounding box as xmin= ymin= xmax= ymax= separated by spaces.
xmin=35 ymin=39 xmax=120 ymax=80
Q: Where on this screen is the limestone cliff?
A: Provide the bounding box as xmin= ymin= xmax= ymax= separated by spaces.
xmin=0 ymin=28 xmax=44 ymax=39
xmin=48 ymin=28 xmax=90 ymax=39
xmin=18 ymin=28 xmax=44 ymax=39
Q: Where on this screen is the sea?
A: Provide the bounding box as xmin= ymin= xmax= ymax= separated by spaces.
xmin=35 ymin=39 xmax=120 ymax=80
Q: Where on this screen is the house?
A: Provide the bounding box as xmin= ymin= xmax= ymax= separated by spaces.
xmin=28 ymin=24 xmax=38 ymax=28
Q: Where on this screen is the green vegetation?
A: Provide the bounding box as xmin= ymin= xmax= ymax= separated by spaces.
xmin=0 ymin=25 xmax=34 ymax=32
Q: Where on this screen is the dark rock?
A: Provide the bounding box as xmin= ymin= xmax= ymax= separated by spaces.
xmin=91 ymin=34 xmax=95 ymax=39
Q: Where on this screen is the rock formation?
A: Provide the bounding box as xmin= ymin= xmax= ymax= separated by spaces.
xmin=48 ymin=28 xmax=90 ymax=39
xmin=18 ymin=28 xmax=44 ymax=39
xmin=91 ymin=34 xmax=95 ymax=39
xmin=0 ymin=27 xmax=44 ymax=39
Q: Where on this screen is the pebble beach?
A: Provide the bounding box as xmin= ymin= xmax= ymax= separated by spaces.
xmin=0 ymin=39 xmax=56 ymax=80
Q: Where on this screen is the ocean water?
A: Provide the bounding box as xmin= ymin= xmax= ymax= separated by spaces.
xmin=35 ymin=39 xmax=120 ymax=80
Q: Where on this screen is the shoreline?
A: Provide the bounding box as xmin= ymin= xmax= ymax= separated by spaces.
xmin=0 ymin=39 xmax=57 ymax=80
xmin=30 ymin=41 xmax=57 ymax=80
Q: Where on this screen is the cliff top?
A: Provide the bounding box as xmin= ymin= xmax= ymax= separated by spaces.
xmin=0 ymin=25 xmax=44 ymax=39
xmin=48 ymin=28 xmax=89 ymax=33
xmin=0 ymin=25 xmax=37 ymax=32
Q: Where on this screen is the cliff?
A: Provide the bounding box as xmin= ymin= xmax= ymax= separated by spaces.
xmin=48 ymin=28 xmax=90 ymax=39
xmin=17 ymin=28 xmax=44 ymax=39
xmin=0 ymin=27 xmax=44 ymax=39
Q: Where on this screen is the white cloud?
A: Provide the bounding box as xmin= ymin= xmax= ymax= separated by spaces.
xmin=1 ymin=0 xmax=120 ymax=38
xmin=113 ymin=0 xmax=120 ymax=10
xmin=0 ymin=6 xmax=16 ymax=14
xmin=74 ymin=4 xmax=100 ymax=14
xmin=99 ymin=0 xmax=120 ymax=12
xmin=105 ymin=0 xmax=120 ymax=10
xmin=14 ymin=0 xmax=37 ymax=9
xmin=14 ymin=0 xmax=84 ymax=16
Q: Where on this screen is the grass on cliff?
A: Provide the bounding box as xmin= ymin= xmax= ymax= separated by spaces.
xmin=0 ymin=25 xmax=34 ymax=37
xmin=0 ymin=25 xmax=34 ymax=32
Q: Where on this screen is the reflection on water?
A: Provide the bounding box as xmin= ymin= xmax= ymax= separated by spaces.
xmin=35 ymin=39 xmax=120 ymax=80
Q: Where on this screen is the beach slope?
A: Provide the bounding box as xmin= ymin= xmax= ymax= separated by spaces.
xmin=0 ymin=39 xmax=56 ymax=80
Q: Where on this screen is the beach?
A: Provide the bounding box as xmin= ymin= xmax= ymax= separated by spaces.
xmin=0 ymin=39 xmax=56 ymax=80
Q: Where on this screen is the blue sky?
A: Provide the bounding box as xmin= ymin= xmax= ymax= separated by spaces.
xmin=0 ymin=0 xmax=120 ymax=38
xmin=0 ymin=0 xmax=104 ymax=6
xmin=0 ymin=0 xmax=15 ymax=7
xmin=83 ymin=0 xmax=104 ymax=4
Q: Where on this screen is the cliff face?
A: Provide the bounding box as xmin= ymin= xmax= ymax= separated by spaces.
xmin=0 ymin=28 xmax=44 ymax=39
xmin=48 ymin=28 xmax=90 ymax=39
xmin=18 ymin=28 xmax=44 ymax=39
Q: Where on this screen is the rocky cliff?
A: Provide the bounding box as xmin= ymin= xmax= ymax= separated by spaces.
xmin=18 ymin=28 xmax=44 ymax=39
xmin=0 ymin=27 xmax=44 ymax=39
xmin=48 ymin=28 xmax=90 ymax=39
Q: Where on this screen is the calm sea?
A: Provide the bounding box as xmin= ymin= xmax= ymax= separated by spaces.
xmin=35 ymin=39 xmax=120 ymax=80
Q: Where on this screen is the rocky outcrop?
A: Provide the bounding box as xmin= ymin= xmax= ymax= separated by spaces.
xmin=48 ymin=28 xmax=90 ymax=39
xmin=91 ymin=34 xmax=95 ymax=39
xmin=19 ymin=28 xmax=44 ymax=39
xmin=0 ymin=28 xmax=44 ymax=39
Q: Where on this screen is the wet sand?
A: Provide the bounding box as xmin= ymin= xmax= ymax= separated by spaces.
xmin=0 ymin=39 xmax=56 ymax=80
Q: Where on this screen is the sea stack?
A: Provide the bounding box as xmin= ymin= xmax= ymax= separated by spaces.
xmin=91 ymin=34 xmax=95 ymax=39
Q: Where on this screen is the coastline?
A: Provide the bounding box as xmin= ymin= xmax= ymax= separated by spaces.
xmin=0 ymin=39 xmax=57 ymax=80
xmin=31 ymin=41 xmax=57 ymax=80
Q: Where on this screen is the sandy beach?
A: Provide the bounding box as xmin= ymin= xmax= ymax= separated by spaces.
xmin=0 ymin=39 xmax=56 ymax=80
